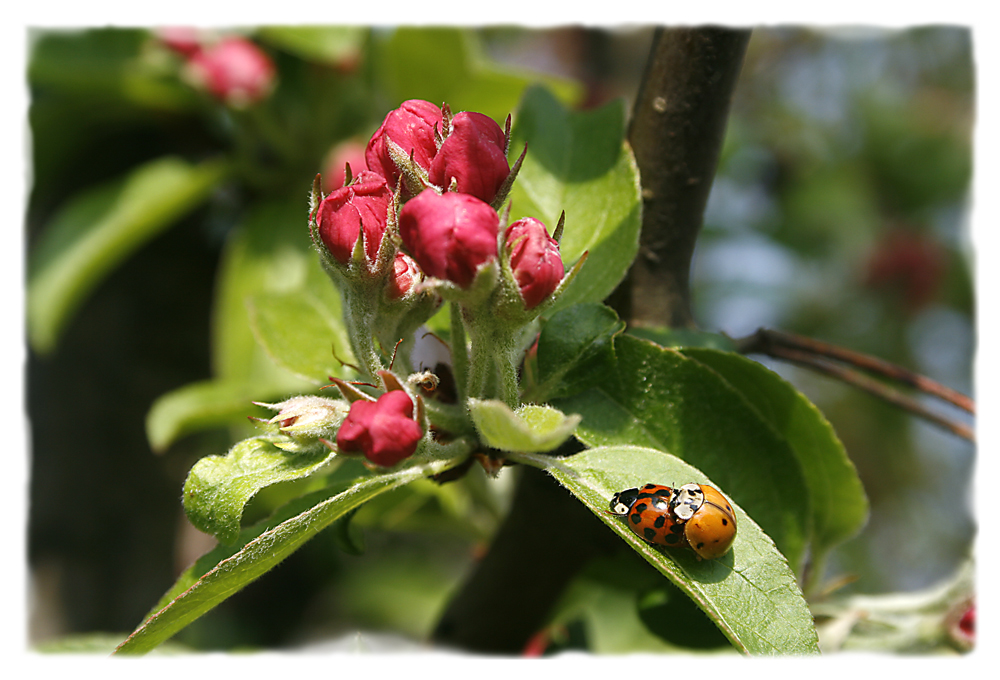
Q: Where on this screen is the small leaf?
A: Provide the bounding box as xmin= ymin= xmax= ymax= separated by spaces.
xmin=552 ymin=334 xmax=811 ymax=572
xmin=681 ymin=348 xmax=869 ymax=557
xmin=27 ymin=156 xmax=228 ymax=353
xmin=469 ymin=399 xmax=580 ymax=453
xmin=116 ymin=447 xmax=468 ymax=655
xmin=183 ymin=436 xmax=337 ymax=544
xmin=507 ymin=87 xmax=642 ymax=313
xmin=526 ymin=302 xmax=625 ymax=402
xmin=510 ymin=445 xmax=820 ymax=655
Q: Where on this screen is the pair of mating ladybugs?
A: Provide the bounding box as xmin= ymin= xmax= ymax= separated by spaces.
xmin=609 ymin=483 xmax=737 ymax=560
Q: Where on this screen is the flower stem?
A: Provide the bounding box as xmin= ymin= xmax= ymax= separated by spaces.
xmin=450 ymin=302 xmax=470 ymax=405
xmin=343 ymin=289 xmax=384 ymax=380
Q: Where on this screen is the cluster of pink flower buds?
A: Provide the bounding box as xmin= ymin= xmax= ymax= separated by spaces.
xmin=157 ymin=28 xmax=276 ymax=107
xmin=314 ymin=100 xmax=575 ymax=465
xmin=313 ymin=99 xmax=567 ymax=311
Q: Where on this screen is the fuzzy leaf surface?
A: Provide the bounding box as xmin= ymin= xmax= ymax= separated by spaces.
xmin=116 ymin=450 xmax=466 ymax=655
xmin=183 ymin=436 xmax=338 ymax=545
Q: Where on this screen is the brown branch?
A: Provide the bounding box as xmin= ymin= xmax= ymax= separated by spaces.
xmin=626 ymin=26 xmax=752 ymax=328
xmin=739 ymin=327 xmax=974 ymax=414
xmin=736 ymin=328 xmax=974 ymax=443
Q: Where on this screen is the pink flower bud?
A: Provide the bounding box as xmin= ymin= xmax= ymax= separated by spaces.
xmin=505 ymin=217 xmax=564 ymax=309
xmin=398 ymin=190 xmax=499 ymax=288
xmin=336 ymin=390 xmax=423 ymax=466
xmin=187 ymin=37 xmax=276 ymax=107
xmin=365 ymin=100 xmax=443 ymax=191
xmin=315 ymin=171 xmax=392 ymax=264
xmin=387 ymin=253 xmax=422 ymax=299
xmin=429 ymin=112 xmax=510 ymax=204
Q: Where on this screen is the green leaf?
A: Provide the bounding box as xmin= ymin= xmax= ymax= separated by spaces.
xmin=525 ymin=302 xmax=625 ymax=402
xmin=115 ymin=448 xmax=467 ymax=655
xmin=183 ymin=436 xmax=338 ymax=544
xmin=510 ymin=446 xmax=820 ymax=655
xmin=629 ymin=326 xmax=737 ymax=351
xmin=375 ymin=28 xmax=581 ymax=125
xmin=246 ymin=287 xmax=354 ymax=385
xmin=508 ymin=87 xmax=642 ymax=312
xmin=680 ymin=348 xmax=869 ymax=558
xmin=468 ymin=399 xmax=580 ymax=453
xmin=27 ymin=156 xmax=228 ymax=353
xmin=257 ymin=26 xmax=366 ymax=65
xmin=212 ymin=199 xmax=321 ymax=383
xmin=552 ymin=334 xmax=811 ymax=571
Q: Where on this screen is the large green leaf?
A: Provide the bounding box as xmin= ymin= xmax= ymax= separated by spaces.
xmin=507 ymin=87 xmax=642 ymax=312
xmin=510 ymin=446 xmax=820 ymax=655
xmin=375 ymin=28 xmax=581 ymax=125
xmin=212 ymin=198 xmax=322 ymax=382
xmin=550 ymin=333 xmax=811 ymax=571
xmin=246 ymin=286 xmax=353 ymax=385
xmin=27 ymin=155 xmax=228 ymax=353
xmin=680 ymin=348 xmax=869 ymax=558
xmin=115 ymin=447 xmax=468 ymax=655
xmin=183 ymin=436 xmax=339 ymax=545
xmin=524 ymin=302 xmax=625 ymax=402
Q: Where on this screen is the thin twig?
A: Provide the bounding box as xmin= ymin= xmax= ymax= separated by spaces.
xmin=740 ymin=328 xmax=974 ymax=414
xmin=736 ymin=329 xmax=974 ymax=443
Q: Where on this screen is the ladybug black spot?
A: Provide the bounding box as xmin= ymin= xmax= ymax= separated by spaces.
xmin=665 ymin=534 xmax=681 ymax=544
xmin=630 ymin=514 xmax=642 ymax=525
xmin=670 ymin=524 xmax=684 ymax=534
xmin=644 ymin=527 xmax=657 ymax=541
xmin=654 ymin=515 xmax=666 ymax=528
xmin=696 ymin=542 xmax=705 ymax=549
xmin=634 ymin=503 xmax=648 ymax=513
xmin=722 ymin=519 xmax=728 ymax=526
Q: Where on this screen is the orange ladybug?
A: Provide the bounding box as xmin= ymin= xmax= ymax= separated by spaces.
xmin=670 ymin=483 xmax=737 ymax=560
xmin=608 ymin=483 xmax=687 ymax=547
xmin=609 ymin=482 xmax=737 ymax=560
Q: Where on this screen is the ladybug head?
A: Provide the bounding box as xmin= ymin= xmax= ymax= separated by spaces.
xmin=609 ymin=488 xmax=639 ymax=516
